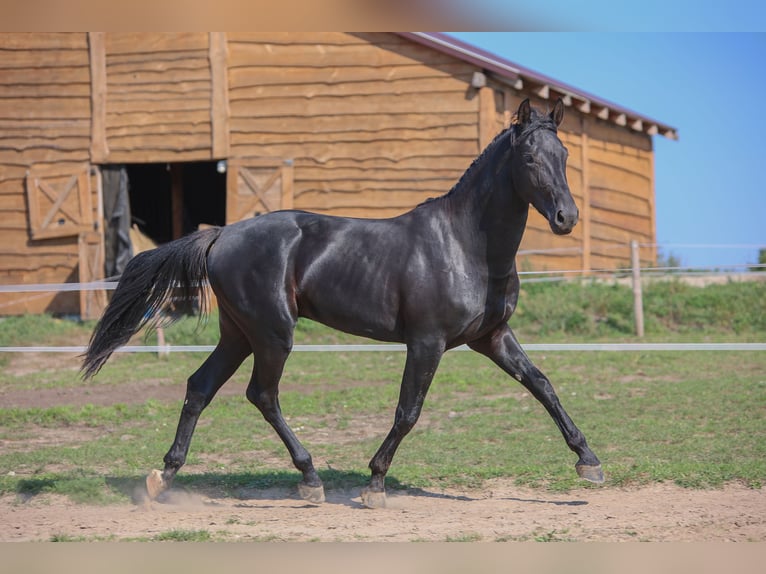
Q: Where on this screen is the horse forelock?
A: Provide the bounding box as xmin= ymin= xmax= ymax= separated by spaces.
xmin=510 ymin=111 xmax=558 ymax=147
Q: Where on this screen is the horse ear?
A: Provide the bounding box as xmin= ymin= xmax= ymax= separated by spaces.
xmin=516 ymin=98 xmax=532 ymax=125
xmin=551 ymin=98 xmax=565 ymax=127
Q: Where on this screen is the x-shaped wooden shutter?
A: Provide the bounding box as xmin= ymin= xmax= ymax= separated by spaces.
xmin=26 ymin=164 xmax=94 ymax=239
xmin=226 ymin=158 xmax=293 ymax=224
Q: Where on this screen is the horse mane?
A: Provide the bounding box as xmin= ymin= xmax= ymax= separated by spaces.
xmin=418 ymin=107 xmax=557 ymax=207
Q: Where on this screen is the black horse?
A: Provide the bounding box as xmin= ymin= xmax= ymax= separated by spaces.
xmin=82 ymin=99 xmax=603 ymax=508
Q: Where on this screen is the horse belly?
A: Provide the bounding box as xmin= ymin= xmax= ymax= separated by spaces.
xmin=297 ymin=281 xmax=403 ymax=342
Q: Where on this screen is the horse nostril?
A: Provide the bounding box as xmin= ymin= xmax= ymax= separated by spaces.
xmin=556 ymin=210 xmax=566 ymax=225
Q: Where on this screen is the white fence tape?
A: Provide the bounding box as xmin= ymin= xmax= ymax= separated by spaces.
xmin=1 ymin=343 xmax=764 ymax=354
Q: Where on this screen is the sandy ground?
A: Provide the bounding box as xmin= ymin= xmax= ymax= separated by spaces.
xmin=1 ymin=479 xmax=764 ymax=542
xmin=2 ymin=352 xmax=765 ymax=542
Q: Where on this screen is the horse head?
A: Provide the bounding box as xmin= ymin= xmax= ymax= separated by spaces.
xmin=510 ymin=98 xmax=578 ymax=235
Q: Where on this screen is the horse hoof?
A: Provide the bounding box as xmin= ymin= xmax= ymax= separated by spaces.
xmin=360 ymin=487 xmax=387 ymax=509
xmin=298 ymin=483 xmax=325 ymax=504
xmin=146 ymin=469 xmax=167 ymax=500
xmin=576 ymin=463 xmax=605 ymax=484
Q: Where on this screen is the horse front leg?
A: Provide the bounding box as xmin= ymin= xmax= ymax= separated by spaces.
xmin=362 ymin=339 xmax=445 ymax=508
xmin=469 ymin=324 xmax=603 ymax=483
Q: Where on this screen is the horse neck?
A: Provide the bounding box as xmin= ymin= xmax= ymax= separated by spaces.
xmin=442 ymin=131 xmax=529 ymax=274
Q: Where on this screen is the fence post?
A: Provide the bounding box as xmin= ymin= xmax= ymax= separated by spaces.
xmin=631 ymin=240 xmax=645 ymax=337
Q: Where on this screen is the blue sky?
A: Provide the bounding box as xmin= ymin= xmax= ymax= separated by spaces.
xmin=448 ymin=33 xmax=766 ymax=270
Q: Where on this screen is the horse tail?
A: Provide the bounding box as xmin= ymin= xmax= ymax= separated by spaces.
xmin=81 ymin=226 xmax=223 ymax=380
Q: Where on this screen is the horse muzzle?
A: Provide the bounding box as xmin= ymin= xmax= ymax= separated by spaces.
xmin=549 ymin=204 xmax=579 ymax=235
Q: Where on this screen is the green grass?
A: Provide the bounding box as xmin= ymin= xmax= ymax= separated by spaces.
xmin=514 ymin=278 xmax=766 ymax=340
xmin=151 ymin=529 xmax=213 ymax=542
xmin=0 ymin=280 xmax=764 ymax=504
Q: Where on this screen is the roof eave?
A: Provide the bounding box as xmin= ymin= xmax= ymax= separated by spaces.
xmin=397 ymin=32 xmax=679 ymax=141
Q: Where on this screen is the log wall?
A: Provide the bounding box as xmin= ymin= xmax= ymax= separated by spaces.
xmin=227 ymin=32 xmax=480 ymax=218
xmin=0 ymin=33 xmax=93 ymax=313
xmin=0 ymin=32 xmax=658 ymax=315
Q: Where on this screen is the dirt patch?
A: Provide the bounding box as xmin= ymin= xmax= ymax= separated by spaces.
xmin=1 ymin=480 xmax=763 ymax=542
xmin=2 ymin=360 xmax=764 ymax=543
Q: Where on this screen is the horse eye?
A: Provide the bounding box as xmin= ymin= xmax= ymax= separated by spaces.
xmin=524 ymin=154 xmax=535 ymax=165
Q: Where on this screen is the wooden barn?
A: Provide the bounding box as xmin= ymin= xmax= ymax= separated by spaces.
xmin=0 ymin=32 xmax=677 ymax=318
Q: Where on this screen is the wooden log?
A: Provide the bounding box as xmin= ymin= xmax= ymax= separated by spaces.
xmin=88 ymin=32 xmax=109 ymax=163
xmin=209 ymin=32 xmax=230 ymax=159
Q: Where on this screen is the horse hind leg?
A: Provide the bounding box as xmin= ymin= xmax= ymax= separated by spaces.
xmin=146 ymin=315 xmax=251 ymax=501
xmin=246 ymin=342 xmax=325 ymax=504
xmin=362 ymin=340 xmax=445 ymax=509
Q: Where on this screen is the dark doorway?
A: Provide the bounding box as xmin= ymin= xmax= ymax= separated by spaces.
xmin=125 ymin=161 xmax=227 ymax=245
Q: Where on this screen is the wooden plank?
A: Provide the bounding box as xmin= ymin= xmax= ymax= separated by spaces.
xmin=0 ymin=149 xmax=90 ymax=167
xmin=230 ymin=139 xmax=475 ymax=164
xmin=296 ymin=189 xmax=441 ymax=211
xmin=229 ymin=92 xmax=478 ymax=118
xmin=0 ymin=135 xmax=91 ymax=152
xmin=102 ymin=149 xmax=213 ymax=164
xmin=107 ymin=81 xmax=210 ymax=99
xmin=25 ymin=170 xmax=42 ymax=241
xmin=295 ymin=177 xmax=455 ymax=195
xmin=0 ymin=97 xmax=90 ymax=120
xmin=591 ymin=215 xmax=652 ymax=239
xmin=226 ymin=32 xmax=365 ymax=45
xmin=0 ymin=83 xmax=90 ymax=98
xmin=297 ymin=155 xmax=476 ymax=172
xmin=479 ymin=86 xmax=499 ymax=150
xmin=105 ymin=33 xmax=208 ymax=55
xmin=281 ymin=162 xmax=294 ymax=210
xmin=580 ymin=130 xmax=592 ymax=272
xmin=588 ymin=145 xmax=652 ymax=177
xmin=88 ymin=32 xmax=109 ymax=163
xmin=589 ymin=162 xmax=652 ymax=200
xmin=0 ymin=32 xmax=87 ymax=50
xmin=590 ymin=186 xmax=651 ymax=216
xmin=230 ymin=124 xmax=477 ymax=146
xmin=228 ymin=63 xmax=473 ymax=89
xmin=647 ymin=150 xmax=657 ymax=265
xmin=0 ymin=118 xmax=90 ymax=133
xmin=0 ymin=50 xmax=88 ymax=69
xmin=229 ymin=75 xmax=471 ymax=101
xmin=105 ymin=110 xmax=211 ymax=129
xmin=106 ymin=67 xmax=211 ymax=86
xmin=295 ymin=166 xmax=463 ymax=186
xmin=0 ymin=66 xmax=90 ymax=85
xmin=227 ymin=42 xmax=461 ymax=70
xmin=106 ymin=96 xmax=211 ymax=114
xmin=209 ymin=32 xmax=230 ymax=159
xmin=78 ymin=231 xmax=106 ymax=320
xmin=105 ymin=133 xmax=212 ymax=153
xmin=230 ymin=113 xmax=476 ymax=137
